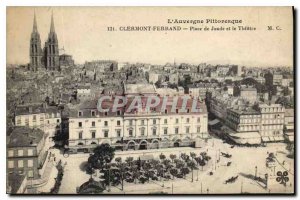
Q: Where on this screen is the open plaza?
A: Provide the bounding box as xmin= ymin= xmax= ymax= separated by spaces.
xmin=49 ymin=138 xmax=294 ymax=194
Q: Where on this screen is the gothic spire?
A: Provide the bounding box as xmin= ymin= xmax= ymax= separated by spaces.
xmin=32 ymin=10 xmax=38 ymax=33
xmin=50 ymin=10 xmax=55 ymax=33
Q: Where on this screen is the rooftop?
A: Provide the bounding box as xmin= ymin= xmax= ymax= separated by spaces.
xmin=125 ymin=83 xmax=156 ymax=94
xmin=15 ymin=103 xmax=59 ymax=116
xmin=7 ymin=172 xmax=26 ymax=194
xmin=7 ymin=126 xmax=44 ymax=148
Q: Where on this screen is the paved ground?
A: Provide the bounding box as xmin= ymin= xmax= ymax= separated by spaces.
xmin=51 ymin=138 xmax=294 ymax=194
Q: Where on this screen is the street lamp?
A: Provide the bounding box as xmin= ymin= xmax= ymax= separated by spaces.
xmin=255 ymin=166 xmax=257 ymax=179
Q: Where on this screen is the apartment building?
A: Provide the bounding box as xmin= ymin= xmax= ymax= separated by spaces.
xmin=7 ymin=127 xmax=47 ymax=180
xmin=14 ymin=103 xmax=61 ymax=147
xmin=257 ymin=104 xmax=285 ymax=142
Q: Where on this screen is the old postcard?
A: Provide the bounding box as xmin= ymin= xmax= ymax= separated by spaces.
xmin=6 ymin=6 xmax=294 ymax=194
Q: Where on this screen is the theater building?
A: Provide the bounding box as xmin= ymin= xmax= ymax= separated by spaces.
xmin=68 ymin=96 xmax=208 ymax=153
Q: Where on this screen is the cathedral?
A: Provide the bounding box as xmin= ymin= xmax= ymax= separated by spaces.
xmin=30 ymin=12 xmax=60 ymax=71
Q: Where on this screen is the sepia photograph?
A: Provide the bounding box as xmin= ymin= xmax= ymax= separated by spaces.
xmin=5 ymin=6 xmax=295 ymax=195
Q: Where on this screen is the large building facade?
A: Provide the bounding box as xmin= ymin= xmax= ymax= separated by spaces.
xmin=29 ymin=12 xmax=60 ymax=71
xmin=68 ymin=96 xmax=209 ymax=153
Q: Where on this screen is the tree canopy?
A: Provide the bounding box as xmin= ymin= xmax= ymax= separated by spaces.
xmin=87 ymin=144 xmax=115 ymax=170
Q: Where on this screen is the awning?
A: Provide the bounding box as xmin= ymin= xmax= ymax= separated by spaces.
xmin=228 ymin=132 xmax=262 ymax=145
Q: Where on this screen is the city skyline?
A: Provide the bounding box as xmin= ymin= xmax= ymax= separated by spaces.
xmin=7 ymin=7 xmax=293 ymax=67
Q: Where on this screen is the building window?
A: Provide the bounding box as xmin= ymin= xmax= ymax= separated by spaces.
xmin=28 ymin=170 xmax=34 ymax=178
xmin=8 ymin=150 xmax=14 ymax=157
xmin=141 ymin=120 xmax=145 ymax=125
xmin=116 ymin=130 xmax=121 ymax=137
xmin=104 ymin=131 xmax=109 ymax=138
xmin=8 ymin=161 xmax=14 ymax=168
xmin=92 ymin=121 xmax=95 ymax=127
xmin=28 ymin=149 xmax=33 ymax=156
xmin=197 ymin=127 xmax=200 ymax=133
xmin=28 ymin=160 xmax=33 ymax=167
xmin=186 ymin=127 xmax=190 ymax=134
xmin=164 ymin=128 xmax=168 ymax=135
xmin=16 ymin=117 xmax=21 ymax=125
xmin=152 ymin=129 xmax=156 ymax=136
xmin=164 ymin=119 xmax=168 ymax=124
xmin=197 ymin=117 xmax=200 ymax=123
xmin=18 ymin=160 xmax=24 ymax=168
xmin=91 ymin=111 xmax=95 ymax=117
xmin=141 ymin=128 xmax=145 ymax=136
xmin=78 ymin=132 xmax=82 ymax=139
xmin=33 ymin=115 xmax=36 ymax=121
xmin=25 ymin=118 xmax=29 ymax=126
xmin=176 ymin=109 xmax=179 ymax=114
xmin=104 ymin=121 xmax=108 ymax=126
xmin=165 ymin=109 xmax=168 ymax=114
xmin=92 ymin=132 xmax=96 ymax=139
xmin=18 ymin=150 xmax=23 ymax=157
xmin=78 ymin=122 xmax=82 ymax=128
xmin=78 ymin=111 xmax=82 ymax=117
xmin=176 ymin=118 xmax=179 ymax=124
xmin=57 ymin=119 xmax=60 ymax=123
xmin=153 ymin=119 xmax=156 ymax=125
xmin=129 ymin=120 xmax=133 ymax=126
xmin=129 ymin=130 xmax=133 ymax=137
xmin=117 ymin=110 xmax=121 ymax=116
xmin=186 ymin=118 xmax=190 ymax=123
xmin=117 ymin=120 xmax=121 ymax=126
xmin=175 ymin=127 xmax=179 ymax=134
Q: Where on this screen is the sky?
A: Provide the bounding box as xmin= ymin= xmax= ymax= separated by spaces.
xmin=7 ymin=7 xmax=293 ymax=67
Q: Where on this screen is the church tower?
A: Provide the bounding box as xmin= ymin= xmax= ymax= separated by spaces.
xmin=29 ymin=11 xmax=43 ymax=71
xmin=44 ymin=12 xmax=59 ymax=70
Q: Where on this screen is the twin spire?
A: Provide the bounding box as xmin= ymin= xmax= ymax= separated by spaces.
xmin=32 ymin=11 xmax=38 ymax=33
xmin=32 ymin=10 xmax=56 ymax=34
xmin=50 ymin=11 xmax=55 ymax=33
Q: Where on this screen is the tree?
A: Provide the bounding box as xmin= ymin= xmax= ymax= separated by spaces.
xmin=181 ymin=167 xmax=190 ymax=178
xmin=132 ymin=166 xmax=140 ymax=184
xmin=180 ymin=153 xmax=189 ymax=162
xmin=175 ymin=160 xmax=185 ymax=169
xmin=159 ymin=153 xmax=166 ymax=160
xmin=162 ymin=159 xmax=172 ymax=170
xmin=125 ymin=157 xmax=134 ymax=166
xmin=187 ymin=160 xmax=197 ymax=170
xmin=170 ymin=168 xmax=178 ymax=180
xmin=187 ymin=160 xmax=197 ymax=182
xmin=87 ymin=144 xmax=115 ymax=170
xmin=169 ymin=154 xmax=177 ymax=163
xmin=115 ymin=157 xmax=122 ymax=163
xmin=86 ymin=162 xmax=95 ymax=175
xmin=199 ymin=159 xmax=206 ymax=171
xmin=190 ymin=152 xmax=196 ymax=161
